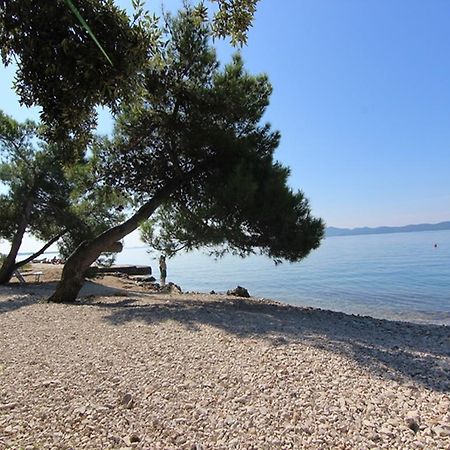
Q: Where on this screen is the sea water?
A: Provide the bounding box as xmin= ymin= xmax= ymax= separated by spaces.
xmin=115 ymin=229 xmax=450 ymax=325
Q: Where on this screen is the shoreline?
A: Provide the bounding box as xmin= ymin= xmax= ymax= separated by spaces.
xmin=16 ymin=262 xmax=450 ymax=327
xmin=1 ymin=265 xmax=449 ymax=448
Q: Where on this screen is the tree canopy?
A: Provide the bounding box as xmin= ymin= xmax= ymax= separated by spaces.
xmin=0 ymin=0 xmax=157 ymax=143
xmin=47 ymin=8 xmax=323 ymax=303
xmin=0 ymin=0 xmax=259 ymax=144
xmin=104 ymin=10 xmax=324 ymax=263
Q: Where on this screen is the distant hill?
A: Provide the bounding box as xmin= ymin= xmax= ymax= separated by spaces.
xmin=326 ymin=221 xmax=450 ymax=237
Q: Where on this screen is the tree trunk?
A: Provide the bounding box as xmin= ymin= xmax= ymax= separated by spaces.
xmin=0 ymin=198 xmax=34 ymax=284
xmin=47 ymin=184 xmax=176 ymax=303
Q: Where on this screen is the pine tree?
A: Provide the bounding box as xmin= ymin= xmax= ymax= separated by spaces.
xmin=48 ymin=9 xmax=324 ymax=303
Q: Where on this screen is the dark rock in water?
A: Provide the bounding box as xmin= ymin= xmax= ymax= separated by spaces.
xmin=210 ymin=290 xmax=216 ymax=295
xmin=227 ymin=286 xmax=250 ymax=298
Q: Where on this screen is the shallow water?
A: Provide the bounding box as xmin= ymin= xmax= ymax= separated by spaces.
xmin=113 ymin=230 xmax=450 ymax=325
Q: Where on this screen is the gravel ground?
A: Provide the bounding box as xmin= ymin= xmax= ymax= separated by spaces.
xmin=0 ymin=277 xmax=449 ymax=450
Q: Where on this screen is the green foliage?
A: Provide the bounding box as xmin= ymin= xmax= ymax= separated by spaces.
xmin=0 ymin=111 xmax=125 ymax=263
xmin=108 ymin=8 xmax=324 ymax=263
xmin=210 ymin=0 xmax=259 ymax=46
xmin=46 ymin=137 xmax=127 ymax=260
xmin=0 ymin=0 xmax=159 ymax=143
xmin=0 ymin=111 xmax=69 ymax=240
xmin=64 ymin=0 xmax=113 ymax=66
xmin=0 ymin=0 xmax=258 ymax=145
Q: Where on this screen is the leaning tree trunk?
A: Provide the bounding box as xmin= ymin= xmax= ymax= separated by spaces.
xmin=47 ymin=184 xmax=176 ymax=303
xmin=0 ymin=198 xmax=34 ymax=284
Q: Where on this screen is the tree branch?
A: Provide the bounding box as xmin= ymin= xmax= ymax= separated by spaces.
xmin=14 ymin=229 xmax=68 ymax=269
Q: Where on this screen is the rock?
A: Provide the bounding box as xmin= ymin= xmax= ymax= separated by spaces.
xmin=433 ymin=425 xmax=450 ymax=437
xmin=196 ymin=407 xmax=208 ymax=416
xmin=405 ymin=417 xmax=420 ymax=433
xmin=129 ymin=434 xmax=141 ymax=443
xmin=379 ymin=427 xmax=394 ymax=437
xmin=190 ymin=444 xmax=203 ymax=450
xmin=271 ymin=336 xmax=288 ymax=346
xmin=227 ymin=286 xmax=250 ymax=298
xmin=0 ymin=402 xmax=17 ymax=410
xmin=42 ymin=379 xmax=61 ymax=387
xmin=368 ymin=432 xmax=380 ymax=442
xmin=159 ymin=282 xmax=182 ymax=294
xmin=226 ymin=416 xmax=236 ymax=425
xmin=73 ymin=405 xmax=87 ymax=415
xmin=405 ymin=411 xmax=420 ymax=432
xmin=405 ymin=411 xmax=420 ymax=422
xmin=210 ymin=290 xmax=216 ymax=295
xmin=120 ymin=393 xmax=134 ymax=409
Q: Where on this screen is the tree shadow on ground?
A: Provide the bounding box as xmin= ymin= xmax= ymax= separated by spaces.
xmin=0 ymin=279 xmax=151 ymax=314
xmin=0 ymin=281 xmax=51 ymax=314
xmin=93 ymin=296 xmax=450 ymax=393
xmin=78 ymin=280 xmax=155 ymax=301
xmin=0 ymin=293 xmax=36 ymax=315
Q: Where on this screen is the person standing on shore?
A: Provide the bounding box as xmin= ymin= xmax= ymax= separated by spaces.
xmin=159 ymin=255 xmax=167 ymax=287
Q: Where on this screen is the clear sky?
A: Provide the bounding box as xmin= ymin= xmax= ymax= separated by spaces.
xmin=230 ymin=0 xmax=450 ymax=228
xmin=1 ymin=0 xmax=449 ymax=250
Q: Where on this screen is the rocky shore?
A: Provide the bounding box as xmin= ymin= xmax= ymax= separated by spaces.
xmin=0 ymin=269 xmax=449 ymax=449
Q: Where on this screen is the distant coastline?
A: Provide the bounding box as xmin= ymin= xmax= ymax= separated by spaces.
xmin=326 ymin=220 xmax=450 ymax=237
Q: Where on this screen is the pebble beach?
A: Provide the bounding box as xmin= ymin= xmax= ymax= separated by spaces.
xmin=0 ymin=266 xmax=449 ymax=449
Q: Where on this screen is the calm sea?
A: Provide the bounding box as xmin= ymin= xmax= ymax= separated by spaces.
xmin=114 ymin=230 xmax=450 ymax=325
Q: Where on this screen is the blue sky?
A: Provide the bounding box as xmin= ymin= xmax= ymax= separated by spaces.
xmin=1 ymin=0 xmax=449 ymax=237
xmin=233 ymin=0 xmax=450 ymax=228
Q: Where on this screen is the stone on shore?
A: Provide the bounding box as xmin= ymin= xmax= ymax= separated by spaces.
xmin=227 ymin=285 xmax=251 ymax=297
xmin=159 ymin=282 xmax=182 ymax=294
